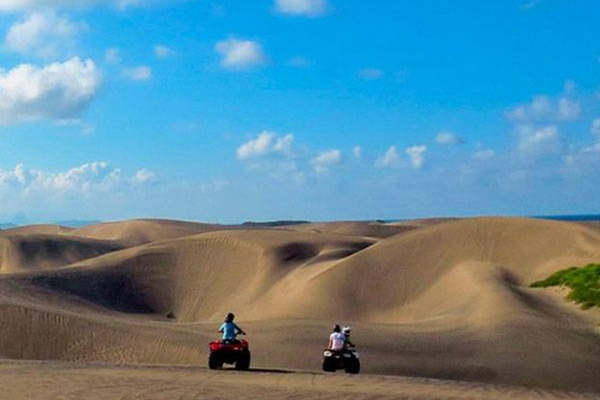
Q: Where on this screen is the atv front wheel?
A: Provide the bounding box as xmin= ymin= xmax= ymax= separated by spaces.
xmin=322 ymin=357 xmax=336 ymax=372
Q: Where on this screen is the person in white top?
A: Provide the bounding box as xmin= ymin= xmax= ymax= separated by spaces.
xmin=328 ymin=324 xmax=346 ymax=351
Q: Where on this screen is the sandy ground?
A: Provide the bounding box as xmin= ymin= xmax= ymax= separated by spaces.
xmin=0 ymin=360 xmax=597 ymax=400
xmin=1 ymin=217 xmax=600 ymax=397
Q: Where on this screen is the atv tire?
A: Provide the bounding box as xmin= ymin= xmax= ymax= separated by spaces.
xmin=235 ymin=351 xmax=251 ymax=371
xmin=345 ymin=357 xmax=360 ymax=374
xmin=322 ymin=357 xmax=336 ymax=372
xmin=208 ymin=351 xmax=223 ymax=369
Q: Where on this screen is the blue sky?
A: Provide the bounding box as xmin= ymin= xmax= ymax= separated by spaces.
xmin=0 ymin=0 xmax=599 ymax=223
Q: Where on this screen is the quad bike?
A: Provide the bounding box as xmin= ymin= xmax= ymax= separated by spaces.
xmin=322 ymin=347 xmax=360 ymax=374
xmin=208 ymin=333 xmax=251 ymax=370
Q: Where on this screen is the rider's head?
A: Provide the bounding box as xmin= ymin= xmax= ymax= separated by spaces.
xmin=333 ymin=324 xmax=341 ymax=333
xmin=225 ymin=312 xmax=235 ymax=322
xmin=342 ymin=326 xmax=352 ymax=335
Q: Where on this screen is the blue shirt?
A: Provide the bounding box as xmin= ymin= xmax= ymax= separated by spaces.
xmin=219 ymin=322 xmax=241 ymax=340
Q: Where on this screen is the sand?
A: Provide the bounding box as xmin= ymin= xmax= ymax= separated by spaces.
xmin=0 ymin=216 xmax=599 ymax=398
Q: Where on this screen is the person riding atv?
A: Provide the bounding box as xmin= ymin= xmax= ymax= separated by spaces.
xmin=342 ymin=326 xmax=355 ymax=349
xmin=209 ymin=312 xmax=250 ymax=370
xmin=219 ymin=312 xmax=246 ymax=341
xmin=323 ymin=324 xmax=360 ymax=374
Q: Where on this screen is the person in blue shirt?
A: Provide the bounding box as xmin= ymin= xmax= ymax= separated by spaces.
xmin=218 ymin=312 xmax=246 ymax=342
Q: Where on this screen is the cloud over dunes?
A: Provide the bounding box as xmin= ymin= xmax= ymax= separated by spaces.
xmin=0 ymin=162 xmax=155 ymax=193
xmin=274 ymin=0 xmax=329 ymax=17
xmin=508 ymin=95 xmax=581 ymax=122
xmin=516 ymin=125 xmax=561 ymax=154
xmin=310 ymin=149 xmax=341 ymax=173
xmin=0 ymin=57 xmax=101 ymax=124
xmin=215 ymin=38 xmax=266 ymax=70
xmin=375 ymin=146 xmax=400 ymax=168
xmin=435 ymin=131 xmax=463 ymax=146
xmin=406 ymin=145 xmax=427 ymax=169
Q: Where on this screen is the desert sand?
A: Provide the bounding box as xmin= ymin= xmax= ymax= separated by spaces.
xmin=0 ymin=216 xmax=599 ymax=399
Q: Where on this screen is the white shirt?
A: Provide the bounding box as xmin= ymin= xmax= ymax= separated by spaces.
xmin=329 ymin=332 xmax=345 ymax=350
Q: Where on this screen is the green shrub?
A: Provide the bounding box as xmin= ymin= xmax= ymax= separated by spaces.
xmin=530 ymin=264 xmax=600 ymax=309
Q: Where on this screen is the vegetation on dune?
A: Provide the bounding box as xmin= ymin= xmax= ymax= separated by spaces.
xmin=530 ymin=264 xmax=600 ymax=309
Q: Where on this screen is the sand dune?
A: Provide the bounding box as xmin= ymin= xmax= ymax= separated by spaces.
xmin=0 ymin=224 xmax=74 ymax=236
xmin=69 ymin=218 xmax=236 ymax=247
xmin=288 ymin=220 xmax=416 ymax=239
xmin=0 ymin=217 xmax=600 ymax=393
xmin=0 ymin=234 xmax=123 ymax=274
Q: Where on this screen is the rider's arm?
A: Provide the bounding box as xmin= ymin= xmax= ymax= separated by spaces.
xmin=235 ymin=323 xmax=246 ymax=335
xmin=218 ymin=323 xmax=225 ymax=333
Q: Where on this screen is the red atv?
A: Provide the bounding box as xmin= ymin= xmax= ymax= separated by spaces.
xmin=208 ymin=334 xmax=251 ymax=370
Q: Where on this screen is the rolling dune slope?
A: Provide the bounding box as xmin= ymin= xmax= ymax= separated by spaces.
xmin=0 ymin=234 xmax=124 ymax=274
xmin=289 ymin=220 xmax=416 ymax=239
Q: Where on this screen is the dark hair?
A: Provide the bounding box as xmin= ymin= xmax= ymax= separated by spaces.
xmin=333 ymin=324 xmax=341 ymax=333
xmin=225 ymin=312 xmax=235 ymax=322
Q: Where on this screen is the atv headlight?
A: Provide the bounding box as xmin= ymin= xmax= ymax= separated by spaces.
xmin=323 ymin=351 xmax=332 ymax=357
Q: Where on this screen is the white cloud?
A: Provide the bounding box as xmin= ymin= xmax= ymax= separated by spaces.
xmin=519 ymin=0 xmax=543 ymax=10
xmin=133 ymin=169 xmax=157 ymax=184
xmin=352 ymin=146 xmax=362 ymax=158
xmin=406 ymin=145 xmax=426 ymax=169
xmin=274 ymin=0 xmax=328 ymax=17
xmin=358 ymin=68 xmax=384 ymax=80
xmin=272 ymin=133 xmax=294 ymax=153
xmin=215 ymin=38 xmax=266 ymax=70
xmin=517 ymin=125 xmax=561 ymax=153
xmin=154 ymin=45 xmax=173 ymax=58
xmin=48 ymin=162 xmax=121 ymax=191
xmin=375 ymin=146 xmax=400 ymax=168
xmin=122 ymin=66 xmax=152 ymax=81
xmin=105 ymin=48 xmax=120 ymax=64
xmin=5 ymin=11 xmax=85 ymax=59
xmin=236 ymin=131 xmax=294 ymax=159
xmin=557 ymin=98 xmax=581 ymax=121
xmin=0 ymin=0 xmax=148 ymax=12
xmin=0 ymin=57 xmax=101 ymax=125
xmin=310 ymin=149 xmax=341 ymax=174
xmin=0 ymin=162 xmax=156 ymax=194
xmin=435 ymin=131 xmax=463 ymax=145
xmin=508 ymin=94 xmax=581 ymax=122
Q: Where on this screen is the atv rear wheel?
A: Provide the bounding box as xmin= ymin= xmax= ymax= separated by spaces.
xmin=208 ymin=351 xmax=223 ymax=369
xmin=235 ymin=351 xmax=251 ymax=370
xmin=345 ymin=357 xmax=360 ymax=374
